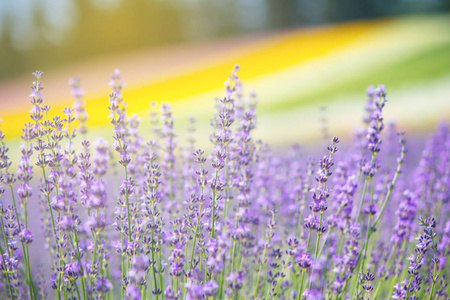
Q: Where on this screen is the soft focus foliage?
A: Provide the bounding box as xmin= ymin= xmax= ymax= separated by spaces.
xmin=0 ymin=67 xmax=449 ymax=300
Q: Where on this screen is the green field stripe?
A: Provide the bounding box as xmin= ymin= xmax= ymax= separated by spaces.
xmin=262 ymin=40 xmax=450 ymax=113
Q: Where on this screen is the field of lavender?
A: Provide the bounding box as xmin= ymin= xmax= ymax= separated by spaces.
xmin=0 ymin=66 xmax=449 ymax=300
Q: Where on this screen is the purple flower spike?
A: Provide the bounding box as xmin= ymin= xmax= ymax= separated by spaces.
xmin=19 ymin=229 xmax=33 ymax=244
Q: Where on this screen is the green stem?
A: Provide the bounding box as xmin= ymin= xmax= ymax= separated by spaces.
xmin=223 ymin=153 xmax=229 ymax=222
xmin=1 ymin=213 xmax=12 ymax=258
xmin=120 ymin=231 xmax=125 ymax=298
xmin=307 ymin=214 xmax=323 ymax=290
xmin=203 ymin=251 xmax=208 ymax=280
xmin=352 ymin=216 xmax=373 ymax=299
xmin=253 ymin=247 xmax=268 ymax=297
xmin=231 ymin=240 xmax=237 ymax=270
xmin=316 ymin=207 xmax=343 ymax=261
xmin=296 ymin=270 xmax=307 ymax=300
xmin=271 ymin=266 xmax=285 ymax=298
xmin=73 ymin=231 xmax=87 ymax=300
xmin=190 ymin=166 xmax=205 ymax=269
xmin=5 ymin=271 xmax=14 ymax=299
xmin=211 ymin=169 xmax=219 ymax=238
xmin=217 ymin=256 xmax=226 ymax=299
xmin=427 ymin=237 xmax=438 ymax=300
xmin=355 ymin=179 xmax=368 ymax=224
xmin=73 ymin=280 xmax=81 ymax=300
xmin=1 ymin=216 xmax=15 ymax=299
xmin=10 ymin=186 xmax=35 ymax=299
xmin=372 ymin=179 xmax=397 ymax=230
xmin=371 ymin=280 xmax=382 ymax=299
xmin=372 ymin=148 xmax=404 ymax=230
xmin=124 ymin=167 xmax=132 ymax=243
xmin=23 ymin=199 xmax=38 ymax=299
xmin=62 ymin=271 xmax=67 ymax=300
xmin=158 ymin=247 xmax=165 ymax=299
xmin=296 ymin=230 xmax=312 ymax=299
xmin=253 ymin=213 xmax=275 ymax=297
xmin=9 ymin=185 xmax=22 ymax=232
xmin=41 ymin=165 xmax=57 ymax=238
xmin=148 ymin=180 xmax=160 ymax=299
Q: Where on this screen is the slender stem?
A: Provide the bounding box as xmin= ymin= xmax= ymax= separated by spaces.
xmin=296 ymin=191 xmax=307 ymax=233
xmin=297 ymin=229 xmax=312 ymax=299
xmin=353 ymin=176 xmax=376 ymax=299
xmin=1 ymin=215 xmax=15 ymax=299
xmin=253 ymin=247 xmax=268 ymax=297
xmin=211 ymin=169 xmax=219 ymax=238
xmin=372 ymin=176 xmax=398 ymax=230
xmin=23 ymin=199 xmax=38 ymax=299
xmin=91 ymin=231 xmax=98 ymax=280
xmin=427 ymin=236 xmax=438 ymax=300
xmin=372 ymin=146 xmax=404 ymax=230
xmin=41 ymin=165 xmax=57 ymax=238
xmin=74 ymin=281 xmax=81 ymax=300
xmin=120 ymin=230 xmax=125 ymax=298
xmin=316 ymin=207 xmax=342 ymax=261
xmin=158 ymin=246 xmax=164 ymax=299
xmin=149 ymin=180 xmax=159 ymax=299
xmin=352 ymin=215 xmax=373 ymax=299
xmin=253 ymin=213 xmax=275 ymax=297
xmin=73 ymin=231 xmax=87 ymax=300
xmin=24 ymin=246 xmax=36 ymax=299
xmin=1 ymin=213 xmax=12 ymax=258
xmin=218 ymin=256 xmax=226 ymax=299
xmin=356 ymin=153 xmax=377 ymax=224
xmin=62 ymin=271 xmax=67 ymax=300
xmin=314 ymin=231 xmax=321 ymax=259
xmin=270 ymin=265 xmax=285 ymax=298
xmin=124 ymin=167 xmax=132 ymax=243
xmin=371 ymin=280 xmax=382 ymax=299
xmin=296 ymin=270 xmax=307 ymax=300
xmin=189 ymin=201 xmax=203 ymax=269
xmin=9 ymin=186 xmax=22 ymax=233
xmin=203 ymin=251 xmax=208 ymax=280
xmin=231 ymin=240 xmax=237 ymax=270
xmin=355 ymin=179 xmax=368 ymax=224
xmin=297 ymin=165 xmax=312 ymax=235
xmin=307 ymin=213 xmax=323 ymax=290
xmin=361 ymin=218 xmax=373 ymax=268
xmin=190 ymin=164 xmax=205 ymax=269
xmin=5 ymin=271 xmax=14 ymax=299
xmin=380 ymin=246 xmax=401 ymax=298
xmin=150 ymin=232 xmax=159 ymax=299
xmin=222 ymin=152 xmax=229 ymax=222
xmin=305 ymin=230 xmax=312 ymax=255
xmin=314 ymin=214 xmax=323 ymax=261
xmin=9 ymin=185 xmax=35 ymax=299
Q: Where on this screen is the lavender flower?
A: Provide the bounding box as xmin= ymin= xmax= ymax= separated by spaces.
xmin=0 ymin=69 xmax=448 ymax=300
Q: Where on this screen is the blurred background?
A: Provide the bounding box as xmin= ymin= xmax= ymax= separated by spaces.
xmin=1 ymin=0 xmax=450 ymax=151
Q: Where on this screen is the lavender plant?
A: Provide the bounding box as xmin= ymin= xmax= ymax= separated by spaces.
xmin=0 ymin=66 xmax=449 ymax=300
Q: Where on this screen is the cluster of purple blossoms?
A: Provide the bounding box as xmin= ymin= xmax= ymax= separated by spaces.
xmin=0 ymin=67 xmax=449 ymax=300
